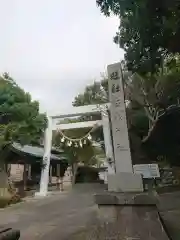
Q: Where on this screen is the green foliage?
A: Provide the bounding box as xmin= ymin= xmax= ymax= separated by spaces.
xmin=75 ymin=166 xmax=100 ymax=183
xmin=72 ymin=77 xmax=109 ymax=142
xmin=96 ymin=0 xmax=180 ymax=74
xmin=127 ymin=66 xmax=180 ymax=129
xmin=95 ymin=0 xmax=180 ymax=166
xmin=127 ymin=62 xmax=180 ymax=164
xmin=143 ymin=105 xmax=180 ymax=166
xmin=128 ymin=107 xmax=149 ymax=138
xmin=0 ymin=73 xmax=47 ymax=149
xmin=73 ymin=76 xmax=108 ymax=107
xmin=127 ymin=69 xmax=180 ymax=164
xmin=72 ymin=62 xmax=180 ymax=165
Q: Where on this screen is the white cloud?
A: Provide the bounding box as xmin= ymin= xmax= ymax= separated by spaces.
xmin=0 ymin=0 xmax=124 ymax=115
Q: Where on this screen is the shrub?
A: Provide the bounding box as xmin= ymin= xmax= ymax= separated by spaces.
xmin=75 ymin=166 xmax=100 ymax=183
xmin=9 ymin=194 xmax=21 ymax=205
xmin=0 ymin=194 xmax=21 ymax=208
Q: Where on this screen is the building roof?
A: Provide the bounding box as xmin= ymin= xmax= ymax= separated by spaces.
xmin=10 ymin=142 xmax=67 ymax=161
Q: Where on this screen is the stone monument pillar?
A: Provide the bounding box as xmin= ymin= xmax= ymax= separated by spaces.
xmin=93 ymin=63 xmax=165 ymax=240
xmin=107 ymin=62 xmax=143 ymax=192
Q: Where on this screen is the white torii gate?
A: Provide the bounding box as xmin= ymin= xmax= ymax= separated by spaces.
xmin=36 ymin=103 xmax=115 ymax=197
xmin=36 ymin=62 xmax=143 ymax=196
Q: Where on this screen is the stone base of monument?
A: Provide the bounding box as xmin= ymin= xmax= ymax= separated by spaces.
xmin=107 ymin=172 xmax=144 ymax=192
xmin=94 ymin=193 xmax=170 ymax=239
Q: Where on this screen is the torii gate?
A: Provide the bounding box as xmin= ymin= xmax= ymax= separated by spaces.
xmin=36 ymin=62 xmax=143 ymax=197
xmin=36 ymin=103 xmax=115 ymax=196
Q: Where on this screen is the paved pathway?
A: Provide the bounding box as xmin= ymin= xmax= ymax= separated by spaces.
xmin=1 ymin=184 xmax=180 ymax=239
xmin=0 ymin=184 xmax=105 ymax=239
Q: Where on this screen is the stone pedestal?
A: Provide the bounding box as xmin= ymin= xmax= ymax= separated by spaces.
xmin=108 ymin=172 xmax=144 ymax=192
xmin=94 ymin=192 xmax=170 ymax=239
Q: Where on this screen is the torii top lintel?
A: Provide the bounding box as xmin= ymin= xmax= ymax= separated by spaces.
xmin=49 ymin=103 xmax=110 ymax=120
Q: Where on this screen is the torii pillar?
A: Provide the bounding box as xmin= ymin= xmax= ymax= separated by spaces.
xmin=35 ymin=116 xmax=53 ymax=197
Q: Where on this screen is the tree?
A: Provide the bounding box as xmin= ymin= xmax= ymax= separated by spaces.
xmin=0 ymin=73 xmax=47 ymax=160
xmin=96 ymin=0 xmax=180 ymax=74
xmin=73 ymin=75 xmax=108 ymax=107
xmin=126 ymin=67 xmax=180 ymax=135
xmin=72 ymin=63 xmax=180 ymax=164
xmin=0 ymin=73 xmax=47 ymax=197
xmin=72 ymin=76 xmax=109 ymax=142
xmin=143 ymin=105 xmax=180 ymax=166
xmin=72 ymin=74 xmax=150 ymax=164
xmin=96 ymin=0 xmax=180 ymax=165
xmin=73 ymin=76 xmax=108 ymax=122
xmin=125 ymin=61 xmax=180 ymax=165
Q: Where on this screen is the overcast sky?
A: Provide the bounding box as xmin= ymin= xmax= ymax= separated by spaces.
xmin=0 ymin=0 xmax=124 ymax=115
